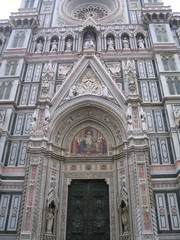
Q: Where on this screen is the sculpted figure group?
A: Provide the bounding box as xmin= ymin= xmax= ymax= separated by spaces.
xmin=35 ymin=32 xmax=146 ymax=53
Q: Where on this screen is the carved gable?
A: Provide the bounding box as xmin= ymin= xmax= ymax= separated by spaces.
xmin=51 ymin=55 xmax=126 ymax=114
xmin=66 ymin=67 xmax=113 ymax=99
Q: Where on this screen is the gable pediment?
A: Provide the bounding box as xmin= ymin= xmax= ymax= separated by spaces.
xmin=51 ymin=55 xmax=126 ymax=113
xmin=66 ymin=66 xmax=113 ymax=100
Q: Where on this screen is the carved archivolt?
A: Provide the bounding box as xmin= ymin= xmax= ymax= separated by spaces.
xmin=50 ymin=105 xmax=126 ymax=154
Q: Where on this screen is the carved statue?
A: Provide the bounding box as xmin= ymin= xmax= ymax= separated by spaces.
xmin=101 ymin=85 xmax=108 ymax=97
xmin=107 ymin=37 xmax=114 ymax=50
xmin=124 ymin=60 xmax=137 ymax=94
xmin=107 ymin=63 xmax=121 ymax=76
xmin=139 ymin=107 xmax=147 ymax=131
xmin=118 ymin=180 xmax=129 ymax=234
xmin=35 ymin=40 xmax=43 ymax=53
xmin=122 ymin=37 xmax=130 ymax=50
xmin=50 ymin=39 xmax=58 ymax=52
xmin=69 ymin=85 xmax=78 ymax=98
xmin=45 ymin=106 xmax=50 ymax=121
xmin=46 ymin=208 xmax=54 ymax=234
xmin=84 ymin=33 xmax=95 ymax=49
xmin=121 ymin=203 xmax=128 ymax=233
xmin=0 ymin=111 xmax=5 ymax=122
xmin=41 ymin=62 xmax=55 ymax=96
xmin=137 ymin=36 xmax=145 ymax=49
xmin=43 ymin=119 xmax=49 ymax=136
xmin=42 ymin=62 xmax=55 ymax=82
xmin=58 ymin=64 xmax=72 ymax=77
xmin=30 ymin=118 xmax=36 ymax=135
xmin=126 ymin=107 xmax=133 ymax=132
xmin=30 ymin=109 xmax=37 ymax=135
xmin=172 ymin=105 xmax=180 ymax=128
xmin=173 ymin=105 xmax=180 ymax=119
xmin=66 ymin=38 xmax=72 ymax=51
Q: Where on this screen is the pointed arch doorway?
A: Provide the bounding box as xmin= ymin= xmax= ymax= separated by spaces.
xmin=66 ymin=179 xmax=110 ymax=240
xmin=51 ymin=103 xmax=126 ymax=240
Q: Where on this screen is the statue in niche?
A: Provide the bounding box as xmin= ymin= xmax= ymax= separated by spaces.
xmin=118 ymin=176 xmax=129 ymax=234
xmin=46 ymin=207 xmax=54 ymax=234
xmin=84 ymin=33 xmax=95 ymax=49
xmin=35 ymin=39 xmax=43 ymax=53
xmin=126 ymin=107 xmax=133 ymax=132
xmin=121 ymin=200 xmax=128 ymax=233
xmin=65 ymin=38 xmax=72 ymax=51
xmin=122 ymin=37 xmax=130 ymax=50
xmin=139 ymin=107 xmax=147 ymax=131
xmin=50 ymin=39 xmax=58 ymax=52
xmin=30 ymin=110 xmax=37 ymax=135
xmin=137 ymin=36 xmax=145 ymax=49
xmin=43 ymin=108 xmax=50 ymax=136
xmin=107 ymin=37 xmax=115 ymax=50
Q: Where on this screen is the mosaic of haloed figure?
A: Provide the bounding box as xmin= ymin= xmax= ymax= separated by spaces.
xmin=71 ymin=127 xmax=107 ymax=156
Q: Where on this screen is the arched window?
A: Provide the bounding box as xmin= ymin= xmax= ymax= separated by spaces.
xmin=5 ymin=62 xmax=18 ymax=76
xmin=12 ymin=32 xmax=25 ymax=48
xmin=0 ymin=82 xmax=12 ymax=99
xmin=155 ymin=25 xmax=168 ymax=42
xmin=162 ymin=56 xmax=176 ymax=71
xmin=25 ymin=0 xmax=35 ymax=8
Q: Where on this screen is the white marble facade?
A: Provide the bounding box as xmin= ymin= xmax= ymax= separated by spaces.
xmin=0 ymin=0 xmax=180 ymax=240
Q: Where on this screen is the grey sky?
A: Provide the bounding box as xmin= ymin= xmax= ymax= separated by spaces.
xmin=0 ymin=0 xmax=179 ymax=19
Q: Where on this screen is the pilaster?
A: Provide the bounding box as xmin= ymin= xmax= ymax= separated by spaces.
xmin=124 ymin=59 xmax=159 ymax=240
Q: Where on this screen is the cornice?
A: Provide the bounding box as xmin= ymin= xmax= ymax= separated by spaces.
xmin=142 ymin=6 xmax=172 ymax=26
xmin=9 ymin=9 xmax=39 ymax=30
xmin=0 ymin=19 xmax=12 ymax=33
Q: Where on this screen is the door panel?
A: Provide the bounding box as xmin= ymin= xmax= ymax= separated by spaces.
xmin=66 ymin=180 xmax=110 ymax=240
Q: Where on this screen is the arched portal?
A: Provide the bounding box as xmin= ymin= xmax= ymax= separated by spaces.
xmin=45 ymin=98 xmax=130 ymax=240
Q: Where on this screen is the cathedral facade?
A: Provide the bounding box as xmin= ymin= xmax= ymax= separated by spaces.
xmin=0 ymin=0 xmax=180 ymax=239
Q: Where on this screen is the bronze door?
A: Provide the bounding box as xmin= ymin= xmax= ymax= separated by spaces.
xmin=66 ymin=180 xmax=110 ymax=240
